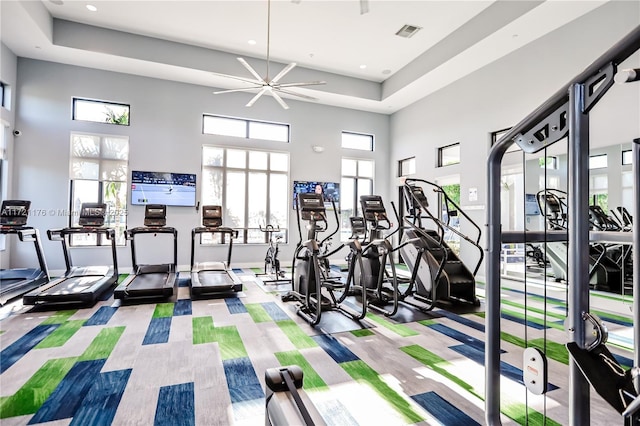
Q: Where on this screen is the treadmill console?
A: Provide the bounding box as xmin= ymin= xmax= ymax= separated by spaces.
xmin=144 ymin=204 xmax=167 ymax=227
xmin=298 ymin=193 xmax=326 ymax=222
xmin=78 ymin=203 xmax=106 ymax=227
xmin=202 ymin=205 xmax=223 ymax=228
xmin=1 ymin=200 xmax=30 ymax=227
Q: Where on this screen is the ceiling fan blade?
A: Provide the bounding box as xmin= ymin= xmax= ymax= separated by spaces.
xmin=270 ymin=63 xmax=297 ymax=84
xmin=360 ymin=0 xmax=369 ymax=14
xmin=211 ymin=72 xmax=263 ymax=85
xmin=275 ymin=81 xmax=326 ymax=88
xmin=213 ymin=87 xmax=262 ymax=95
xmin=277 ymin=88 xmax=318 ymax=101
xmin=246 ymin=87 xmax=268 ymax=107
xmin=238 ymin=58 xmax=265 ymax=82
xmin=271 ymin=91 xmax=290 ymax=110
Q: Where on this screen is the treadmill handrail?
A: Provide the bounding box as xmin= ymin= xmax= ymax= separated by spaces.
xmin=191 ymin=226 xmax=237 ymax=270
xmin=126 ymin=226 xmax=178 ymax=270
xmin=1 ymin=226 xmax=50 ymax=283
xmin=47 ymin=226 xmax=118 ymax=277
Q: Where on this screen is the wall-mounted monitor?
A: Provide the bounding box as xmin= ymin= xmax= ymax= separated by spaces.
xmin=525 ymin=193 xmax=541 ymax=216
xmin=131 ymin=171 xmax=196 ymax=207
xmin=292 ymin=181 xmax=340 ymax=210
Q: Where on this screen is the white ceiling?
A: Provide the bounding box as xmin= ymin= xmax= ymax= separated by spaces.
xmin=1 ymin=0 xmax=609 ymax=113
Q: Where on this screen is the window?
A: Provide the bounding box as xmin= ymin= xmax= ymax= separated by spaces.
xmin=589 ymin=174 xmax=608 ymax=212
xmin=438 ymin=181 xmax=461 ymax=255
xmin=69 ymin=132 xmax=129 ymax=245
xmin=0 ymin=82 xmax=5 ymax=108
xmin=589 ymin=154 xmax=607 ymax=169
xmin=340 ymin=158 xmax=374 ymax=240
xmin=341 ymin=131 xmax=374 ymax=151
xmin=202 ymin=146 xmax=289 ymax=244
xmin=203 ymin=115 xmax=290 ymax=142
xmin=73 ymin=98 xmax=130 ymax=126
xmin=438 ymin=143 xmax=460 ymax=167
xmin=398 ymin=157 xmax=415 ymax=177
xmin=0 ymin=123 xmax=6 ymax=250
xmin=621 ymin=171 xmax=633 ymax=211
xmin=539 ymin=156 xmax=558 ymax=169
xmin=622 ymin=149 xmax=632 ymax=166
xmin=491 ymin=127 xmax=521 ymax=153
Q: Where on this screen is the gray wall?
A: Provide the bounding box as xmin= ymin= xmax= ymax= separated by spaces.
xmin=389 ymin=1 xmax=640 ymax=274
xmin=12 ymin=59 xmax=390 ymax=272
xmin=1 ymin=42 xmax=18 ymax=269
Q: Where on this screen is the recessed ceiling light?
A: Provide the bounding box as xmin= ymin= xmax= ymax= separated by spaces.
xmin=49 ymin=0 xmax=64 ymax=5
xmin=86 ymin=4 xmax=97 ymax=12
xmin=382 ymin=69 xmax=391 ymax=75
xmin=359 ymin=64 xmax=367 ymax=69
xmin=248 ymin=40 xmax=256 ymax=45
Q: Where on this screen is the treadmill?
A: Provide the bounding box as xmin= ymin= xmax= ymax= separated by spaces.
xmin=114 ymin=204 xmax=176 ymax=301
xmin=23 ymin=203 xmax=118 ymax=306
xmin=190 ymin=205 xmax=242 ymax=298
xmin=0 ymin=200 xmax=50 ymax=305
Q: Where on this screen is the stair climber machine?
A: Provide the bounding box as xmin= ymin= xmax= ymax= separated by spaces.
xmin=350 ymin=195 xmax=417 ymax=317
xmin=537 ymin=189 xmax=621 ymax=292
xmin=114 ymin=204 xmax=177 ymax=301
xmin=398 ymin=179 xmax=482 ymax=310
xmin=0 ymin=200 xmax=49 ymax=304
xmin=265 ymin=365 xmax=326 ymax=426
xmin=190 ymin=205 xmax=242 ymax=298
xmin=282 ymin=192 xmax=366 ymax=326
xmin=24 ymin=203 xmax=118 ymax=306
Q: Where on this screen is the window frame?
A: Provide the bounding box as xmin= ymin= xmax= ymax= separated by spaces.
xmin=437 ymin=142 xmax=461 ymax=167
xmin=340 ymin=157 xmax=374 ymax=241
xmin=202 ymin=114 xmax=290 ymax=143
xmin=72 ymin=97 xmax=131 ymax=126
xmin=0 ymin=81 xmax=5 ymax=108
xmin=622 ymin=149 xmax=632 ymax=166
xmin=201 ymin=145 xmax=290 ymax=244
xmin=341 ymin=131 xmax=374 ymax=151
xmin=398 ymin=157 xmax=416 ymax=177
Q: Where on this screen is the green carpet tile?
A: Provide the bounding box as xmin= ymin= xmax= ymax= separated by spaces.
xmin=274 ymin=350 xmax=328 ymax=390
xmin=35 ymin=320 xmax=87 ymax=349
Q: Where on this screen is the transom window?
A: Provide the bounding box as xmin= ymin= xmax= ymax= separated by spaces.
xmin=202 ymin=146 xmax=289 ymax=243
xmin=341 ymin=131 xmax=374 ymax=151
xmin=398 ymin=157 xmax=416 ymax=177
xmin=438 ymin=143 xmax=460 ymax=167
xmin=589 ymin=154 xmax=608 ymax=169
xmin=203 ymin=115 xmax=290 ymax=143
xmin=0 ymin=82 xmax=6 ymax=108
xmin=622 ymin=149 xmax=632 ymax=166
xmin=73 ymin=98 xmax=130 ymax=126
xmin=69 ymin=132 xmax=129 ymax=246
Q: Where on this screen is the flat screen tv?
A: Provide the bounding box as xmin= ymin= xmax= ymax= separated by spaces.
xmin=292 ymin=181 xmax=340 ymax=210
xmin=131 ymin=170 xmax=197 ymax=207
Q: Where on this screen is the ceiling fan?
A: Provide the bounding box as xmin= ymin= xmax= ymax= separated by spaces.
xmin=213 ymin=0 xmax=326 ymax=110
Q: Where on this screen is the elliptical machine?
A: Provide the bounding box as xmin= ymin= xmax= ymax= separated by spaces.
xmin=282 ymin=192 xmax=366 ymax=326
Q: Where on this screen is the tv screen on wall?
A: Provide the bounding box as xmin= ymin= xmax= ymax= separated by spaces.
xmin=292 ymin=181 xmax=340 ymax=210
xmin=131 ymin=171 xmax=197 ymax=207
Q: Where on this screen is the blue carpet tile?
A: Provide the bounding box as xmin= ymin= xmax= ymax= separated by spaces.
xmin=0 ymin=324 xmax=60 ymax=374
xmin=84 ymin=306 xmax=118 ymax=326
xmin=311 ymin=334 xmax=360 ymax=364
xmin=173 ymin=299 xmax=192 ymax=316
xmin=28 ymin=359 xmax=107 ymax=424
xmin=225 ymin=298 xmax=247 ymax=314
xmin=177 ymin=277 xmax=190 ymax=288
xmin=262 ymin=302 xmax=291 ymax=321
xmin=450 ymin=344 xmax=559 ymax=391
xmin=437 ymin=310 xmax=485 ymax=332
xmin=412 ymin=391 xmax=481 ymax=426
xmin=500 ymin=312 xmax=549 ymax=330
xmin=427 ymin=323 xmax=505 ymax=353
xmin=69 ymin=368 xmax=132 ymax=426
xmin=223 ymin=357 xmax=264 ymax=403
xmin=142 ymin=317 xmax=172 ymax=345
xmin=154 ymin=382 xmax=195 ymax=426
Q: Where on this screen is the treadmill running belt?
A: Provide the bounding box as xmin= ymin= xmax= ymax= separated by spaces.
xmin=126 ymin=273 xmax=171 ymax=292
xmin=38 ymin=276 xmax=106 ymax=296
xmin=197 ymin=271 xmax=235 ymax=286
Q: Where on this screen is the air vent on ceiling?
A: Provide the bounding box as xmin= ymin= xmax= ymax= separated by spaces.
xmin=395 ymin=25 xmax=422 ymax=38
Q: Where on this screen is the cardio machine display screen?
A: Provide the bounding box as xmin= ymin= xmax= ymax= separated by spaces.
xmin=292 ymin=181 xmax=340 ymax=210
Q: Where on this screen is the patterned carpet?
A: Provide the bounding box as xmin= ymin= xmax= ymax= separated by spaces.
xmin=0 ymin=269 xmax=631 ymax=425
